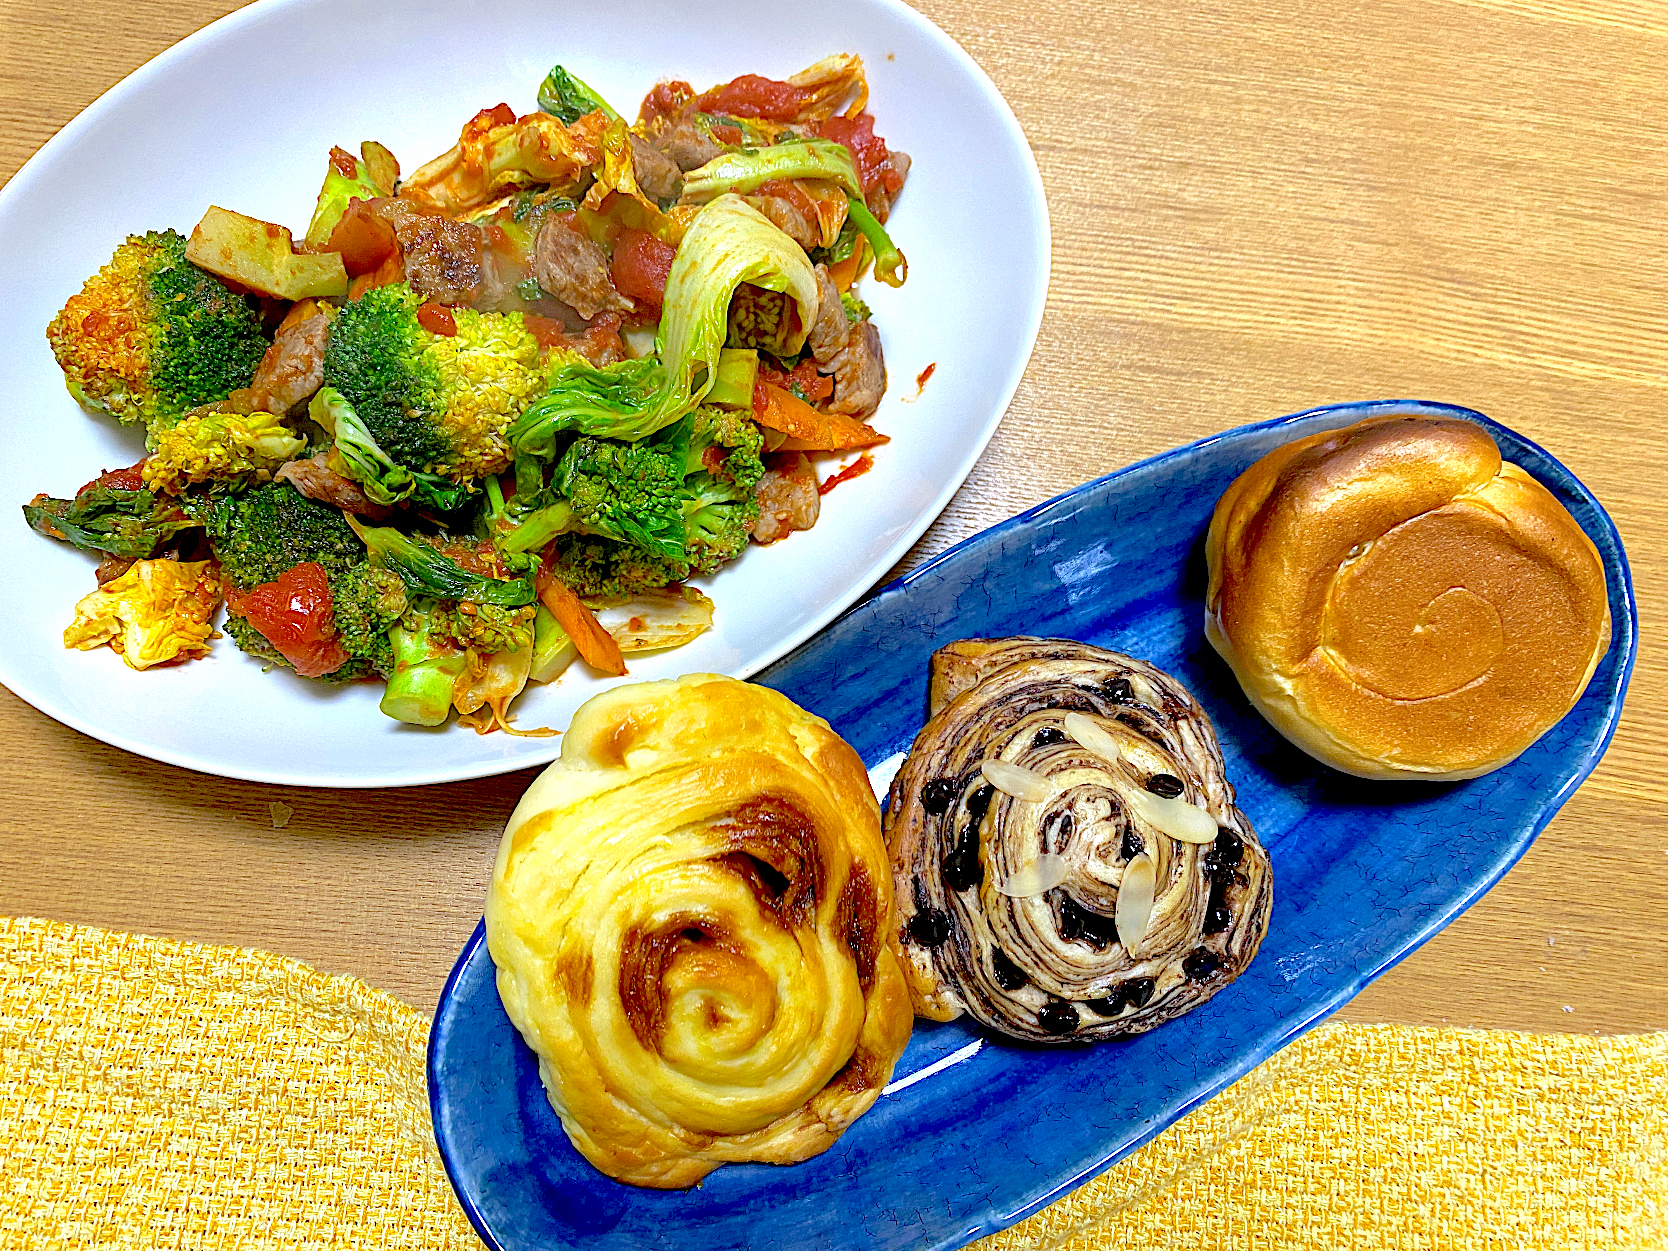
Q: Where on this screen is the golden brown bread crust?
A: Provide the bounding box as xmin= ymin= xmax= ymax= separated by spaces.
xmin=1205 ymin=415 xmax=1610 ymax=779
xmin=486 ymin=675 xmax=912 ymax=1188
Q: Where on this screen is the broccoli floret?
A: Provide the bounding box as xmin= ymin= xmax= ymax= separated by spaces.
xmin=424 ymin=600 xmax=538 ymax=654
xmin=544 ymin=534 xmax=692 ymax=601
xmin=141 ymin=405 xmax=307 ymax=496
xmin=681 ymin=405 xmax=765 ymax=492
xmin=665 ymin=406 xmax=762 ymax=574
xmin=554 ymin=435 xmax=691 ymax=560
xmin=684 ymin=481 xmax=760 ymax=575
xmin=192 ymin=481 xmax=407 ymax=680
xmin=322 ymin=284 xmax=542 ymax=484
xmin=498 ymin=405 xmax=764 ymax=590
xmin=45 ymin=230 xmax=270 ymax=438
xmin=346 ymin=517 xmax=537 ymax=608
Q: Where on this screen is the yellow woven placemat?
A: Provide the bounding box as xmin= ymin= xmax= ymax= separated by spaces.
xmin=2 ymin=916 xmax=1664 ymax=1251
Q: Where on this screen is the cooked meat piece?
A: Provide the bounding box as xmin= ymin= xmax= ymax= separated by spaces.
xmin=652 ymin=118 xmax=724 ymax=172
xmin=807 ymin=264 xmax=851 ymax=363
xmin=248 ymin=306 xmax=329 ymax=415
xmin=825 ymin=319 xmax=885 ymax=418
xmin=374 ymin=198 xmax=486 ymax=307
xmin=628 ymin=133 xmax=683 ymax=202
xmin=866 ymin=150 xmax=912 ymax=224
xmin=534 ymin=215 xmax=633 ymax=321
xmin=95 ymin=554 xmax=137 ymax=586
xmin=275 ymin=453 xmax=395 ymax=520
xmin=751 ymin=451 xmax=821 ymax=544
xmin=751 ymin=192 xmax=820 ymax=251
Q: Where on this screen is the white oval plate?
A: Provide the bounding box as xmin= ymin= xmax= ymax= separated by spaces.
xmin=0 ymin=0 xmax=1049 ymax=787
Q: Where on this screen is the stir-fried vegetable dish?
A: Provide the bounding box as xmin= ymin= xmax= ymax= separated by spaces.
xmin=26 ymin=54 xmax=909 ymax=733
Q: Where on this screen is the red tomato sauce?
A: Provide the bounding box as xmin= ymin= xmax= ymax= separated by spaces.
xmin=819 ymin=453 xmax=874 ymax=496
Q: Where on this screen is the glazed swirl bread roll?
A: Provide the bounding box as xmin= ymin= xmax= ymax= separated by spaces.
xmin=888 ymin=639 xmax=1271 ymax=1044
xmin=1206 ymin=415 xmax=1610 ymax=780
xmin=487 ymin=675 xmax=912 ymax=1189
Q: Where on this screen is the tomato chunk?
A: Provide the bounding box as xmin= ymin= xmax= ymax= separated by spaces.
xmin=610 ymin=228 xmax=677 ymax=307
xmin=759 ymin=358 xmax=832 ymax=404
xmin=416 ymin=302 xmax=457 ymax=336
xmin=78 ymin=461 xmax=148 ymax=495
xmin=693 ymin=75 xmax=812 ymax=121
xmin=234 ymin=562 xmax=351 ymax=678
xmin=639 ymin=80 xmax=695 ymax=126
xmin=818 ymin=114 xmax=901 ymax=197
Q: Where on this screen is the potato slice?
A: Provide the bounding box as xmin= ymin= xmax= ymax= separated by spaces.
xmin=186 ymin=205 xmax=349 ymax=300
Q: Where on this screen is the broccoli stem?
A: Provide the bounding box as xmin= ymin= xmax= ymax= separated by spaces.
xmin=500 ymin=501 xmax=575 ymax=554
xmin=380 ymin=619 xmax=469 ymax=725
xmin=844 ymin=197 xmax=907 ymax=288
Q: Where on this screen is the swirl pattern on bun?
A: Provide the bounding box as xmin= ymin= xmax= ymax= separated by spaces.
xmin=487 ymin=675 xmax=912 ymax=1188
xmin=887 ymin=639 xmax=1271 ymax=1045
xmin=1206 ymin=415 xmax=1611 ymax=780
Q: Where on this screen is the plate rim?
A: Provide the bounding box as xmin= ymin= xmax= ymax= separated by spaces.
xmin=0 ymin=0 xmax=1052 ymax=790
xmin=426 ymin=398 xmax=1638 ymax=1251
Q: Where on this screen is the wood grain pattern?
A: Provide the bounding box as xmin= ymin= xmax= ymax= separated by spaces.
xmin=0 ymin=0 xmax=1662 ymax=1040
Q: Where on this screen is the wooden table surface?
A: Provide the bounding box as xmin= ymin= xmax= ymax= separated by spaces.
xmin=0 ymin=0 xmax=1662 ymax=1038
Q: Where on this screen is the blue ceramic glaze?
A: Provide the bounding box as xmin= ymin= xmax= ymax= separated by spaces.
xmin=429 ymin=400 xmax=1637 ymax=1251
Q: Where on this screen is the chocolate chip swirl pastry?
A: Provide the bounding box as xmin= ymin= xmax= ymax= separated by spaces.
xmin=887 ymin=639 xmax=1271 ymax=1044
xmin=487 ymin=675 xmax=913 ymax=1188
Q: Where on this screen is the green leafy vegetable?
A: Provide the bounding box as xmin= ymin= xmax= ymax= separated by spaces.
xmin=537 ymin=65 xmax=620 ymax=125
xmin=309 ymin=388 xmax=467 ymax=513
xmin=346 ymin=515 xmax=536 ymax=607
xmin=23 ymin=487 xmax=196 ymax=559
xmin=304 ymin=142 xmax=399 ymax=247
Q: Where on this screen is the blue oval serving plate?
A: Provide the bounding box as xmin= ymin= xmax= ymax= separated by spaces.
xmin=429 ymin=400 xmax=1637 ymax=1251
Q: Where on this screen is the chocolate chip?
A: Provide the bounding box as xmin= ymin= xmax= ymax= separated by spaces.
xmin=965 ymin=783 xmax=995 ymax=823
xmin=1058 ymin=893 xmax=1119 ymax=948
xmin=1124 ymin=977 xmax=1156 ymax=1008
xmin=920 ymin=778 xmax=958 ymax=815
xmin=1183 ymin=948 xmax=1222 ymax=981
xmin=907 ymin=907 xmax=952 ymax=947
xmin=1121 ymin=829 xmax=1145 ymax=861
xmin=1145 ymin=773 xmax=1184 ymax=798
xmin=991 ymin=948 xmax=1027 ymax=990
xmin=942 ymin=821 xmax=984 ymax=892
xmin=1204 ymin=904 xmax=1231 ymax=935
xmin=1103 ymin=677 xmax=1134 ymax=704
xmin=1083 ymin=996 xmax=1118 ymax=1017
xmin=1037 ymin=1000 xmax=1078 ymax=1035
xmin=1031 ymin=726 xmax=1067 ymax=748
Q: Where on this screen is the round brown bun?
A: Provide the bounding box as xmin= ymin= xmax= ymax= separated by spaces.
xmin=1205 ymin=414 xmax=1610 ymax=781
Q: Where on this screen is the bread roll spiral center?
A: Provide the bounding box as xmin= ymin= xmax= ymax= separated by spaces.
xmin=488 ymin=675 xmax=912 ymax=1188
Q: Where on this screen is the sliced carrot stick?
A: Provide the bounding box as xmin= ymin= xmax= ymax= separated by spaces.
xmin=752 ymin=382 xmax=889 ymax=451
xmin=826 ymin=247 xmax=863 ymax=292
xmin=538 ymin=571 xmax=626 ymax=676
